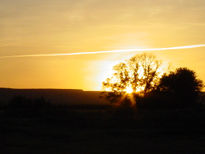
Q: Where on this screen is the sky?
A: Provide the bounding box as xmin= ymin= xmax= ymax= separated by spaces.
xmin=0 ymin=0 xmax=205 ymax=90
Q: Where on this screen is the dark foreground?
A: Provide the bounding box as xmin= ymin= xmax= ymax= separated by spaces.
xmin=2 ymin=104 xmax=205 ymax=154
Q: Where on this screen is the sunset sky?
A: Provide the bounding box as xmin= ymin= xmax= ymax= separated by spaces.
xmin=1 ymin=0 xmax=205 ymax=90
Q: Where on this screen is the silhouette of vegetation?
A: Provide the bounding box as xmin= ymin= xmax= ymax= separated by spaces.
xmin=102 ymin=53 xmax=163 ymax=104
xmin=1 ymin=57 xmax=205 ymax=154
xmin=102 ymin=54 xmax=204 ymax=110
xmin=154 ymin=67 xmax=204 ymax=108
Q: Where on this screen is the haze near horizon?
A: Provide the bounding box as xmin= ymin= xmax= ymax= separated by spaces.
xmin=1 ymin=0 xmax=205 ymax=90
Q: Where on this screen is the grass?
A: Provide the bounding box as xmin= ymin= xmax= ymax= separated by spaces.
xmin=2 ymin=102 xmax=205 ymax=153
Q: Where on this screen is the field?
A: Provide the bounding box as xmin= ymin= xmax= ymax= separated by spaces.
xmin=1 ymin=89 xmax=205 ymax=153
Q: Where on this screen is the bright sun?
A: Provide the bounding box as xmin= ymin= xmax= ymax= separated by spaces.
xmin=100 ymin=55 xmax=167 ymax=93
xmin=125 ymin=86 xmax=134 ymax=94
xmin=124 ymin=86 xmax=144 ymax=94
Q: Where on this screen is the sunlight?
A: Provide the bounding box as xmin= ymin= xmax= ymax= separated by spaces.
xmin=125 ymin=86 xmax=133 ymax=94
xmin=135 ymin=86 xmax=145 ymax=93
xmin=125 ymin=85 xmax=144 ymax=94
xmin=101 ymin=54 xmax=168 ymax=93
xmin=96 ymin=60 xmax=120 ymax=90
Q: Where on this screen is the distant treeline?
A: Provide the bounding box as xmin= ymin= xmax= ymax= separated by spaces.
xmin=0 ymin=88 xmax=109 ymax=107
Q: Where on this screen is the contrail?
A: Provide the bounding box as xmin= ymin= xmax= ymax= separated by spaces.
xmin=0 ymin=44 xmax=205 ymax=59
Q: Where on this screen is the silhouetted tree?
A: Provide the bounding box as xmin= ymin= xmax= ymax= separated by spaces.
xmin=102 ymin=53 xmax=163 ymax=104
xmin=157 ymin=67 xmax=204 ymax=107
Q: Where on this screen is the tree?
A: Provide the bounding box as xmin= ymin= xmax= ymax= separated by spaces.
xmin=157 ymin=67 xmax=204 ymax=107
xmin=102 ymin=53 xmax=163 ymax=104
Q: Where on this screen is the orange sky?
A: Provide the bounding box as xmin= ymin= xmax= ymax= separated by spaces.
xmin=1 ymin=0 xmax=205 ymax=90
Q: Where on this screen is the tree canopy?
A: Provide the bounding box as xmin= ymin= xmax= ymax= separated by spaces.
xmin=157 ymin=67 xmax=204 ymax=106
xmin=102 ymin=54 xmax=204 ymax=108
xmin=102 ymin=53 xmax=163 ymax=103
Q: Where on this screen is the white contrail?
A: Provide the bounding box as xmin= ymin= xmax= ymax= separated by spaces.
xmin=0 ymin=44 xmax=205 ymax=59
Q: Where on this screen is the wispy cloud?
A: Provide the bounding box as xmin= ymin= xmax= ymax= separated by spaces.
xmin=0 ymin=44 xmax=205 ymax=59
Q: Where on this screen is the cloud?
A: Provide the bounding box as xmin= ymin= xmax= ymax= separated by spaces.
xmin=0 ymin=44 xmax=204 ymax=59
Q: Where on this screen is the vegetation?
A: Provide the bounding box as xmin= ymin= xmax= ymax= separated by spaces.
xmin=157 ymin=68 xmax=204 ymax=106
xmin=102 ymin=53 xmax=163 ymax=103
xmin=1 ymin=54 xmax=205 ymax=153
xmin=102 ymin=53 xmax=204 ymax=109
xmin=141 ymin=67 xmax=204 ymax=109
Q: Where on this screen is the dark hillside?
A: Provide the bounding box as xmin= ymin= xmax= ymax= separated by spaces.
xmin=0 ymin=88 xmax=109 ymax=106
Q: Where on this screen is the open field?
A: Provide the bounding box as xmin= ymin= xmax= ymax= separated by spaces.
xmin=1 ymin=89 xmax=205 ymax=153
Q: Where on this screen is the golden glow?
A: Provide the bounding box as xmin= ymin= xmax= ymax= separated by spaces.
xmin=95 ymin=60 xmax=120 ymax=90
xmin=102 ymin=57 xmax=167 ymax=93
xmin=127 ymin=93 xmax=137 ymax=106
xmin=0 ymin=44 xmax=204 ymax=59
xmin=125 ymin=86 xmax=134 ymax=94
xmin=0 ymin=0 xmax=205 ymax=90
xmin=126 ymin=85 xmax=145 ymax=93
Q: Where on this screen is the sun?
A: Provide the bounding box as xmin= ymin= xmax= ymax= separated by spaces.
xmin=125 ymin=86 xmax=134 ymax=94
